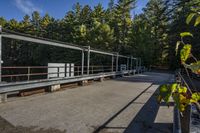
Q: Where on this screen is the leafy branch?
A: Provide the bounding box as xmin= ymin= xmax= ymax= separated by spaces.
xmin=157 ymin=12 xmax=200 ymax=114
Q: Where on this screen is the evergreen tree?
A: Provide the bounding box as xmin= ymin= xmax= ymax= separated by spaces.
xmin=143 ymin=0 xmax=170 ymax=66
xmin=1 ymin=0 xmax=199 ymax=69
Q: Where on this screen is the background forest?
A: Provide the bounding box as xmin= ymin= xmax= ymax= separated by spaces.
xmin=0 ymin=0 xmax=199 ymax=69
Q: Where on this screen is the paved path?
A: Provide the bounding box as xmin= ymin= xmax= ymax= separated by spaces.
xmin=0 ymin=72 xmax=174 ymax=133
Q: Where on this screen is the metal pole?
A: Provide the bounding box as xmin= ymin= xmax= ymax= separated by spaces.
xmin=87 ymin=46 xmax=90 ymax=75
xmin=81 ymin=50 xmax=84 ymax=76
xmin=111 ymin=55 xmax=114 ymax=72
xmin=127 ymin=58 xmax=129 ymax=70
xmin=27 ymin=67 xmax=30 ymax=81
xmin=116 ymin=53 xmax=119 ymax=72
xmin=0 ymin=25 xmax=2 ymax=82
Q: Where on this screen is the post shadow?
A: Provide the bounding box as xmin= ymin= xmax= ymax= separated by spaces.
xmin=124 ymin=91 xmax=173 ymax=133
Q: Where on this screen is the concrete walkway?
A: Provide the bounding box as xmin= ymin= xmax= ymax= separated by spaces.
xmin=0 ymin=72 xmax=174 ymax=133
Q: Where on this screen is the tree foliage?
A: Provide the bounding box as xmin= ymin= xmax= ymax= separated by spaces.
xmin=157 ymin=9 xmax=200 ymax=113
xmin=0 ymin=0 xmax=199 ymax=69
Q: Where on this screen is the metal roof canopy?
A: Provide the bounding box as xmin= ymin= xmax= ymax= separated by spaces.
xmin=1 ymin=28 xmax=131 ymax=58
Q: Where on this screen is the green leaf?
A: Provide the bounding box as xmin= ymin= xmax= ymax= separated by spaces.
xmin=158 ymin=84 xmax=172 ymax=103
xmin=172 ymin=93 xmax=182 ymax=111
xmin=191 ymin=93 xmax=200 ymax=102
xmin=186 ymin=13 xmax=195 ymax=24
xmin=170 ymin=84 xmax=187 ymax=93
xmin=172 ymin=93 xmax=189 ymax=112
xmin=194 ymin=16 xmax=200 ymax=27
xmin=187 ymin=61 xmax=200 ymax=74
xmin=170 ymin=83 xmax=178 ymax=92
xmin=180 ymin=44 xmax=191 ymax=63
xmin=159 ymin=84 xmax=168 ymax=94
xmin=180 ymin=32 xmax=193 ymax=38
xmin=178 ymin=86 xmax=187 ymax=93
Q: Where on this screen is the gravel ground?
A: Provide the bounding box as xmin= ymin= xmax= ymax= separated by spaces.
xmin=0 ymin=72 xmax=173 ymax=133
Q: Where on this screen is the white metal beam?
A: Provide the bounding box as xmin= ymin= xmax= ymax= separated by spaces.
xmin=87 ymin=46 xmax=90 ymax=75
xmin=81 ymin=50 xmax=84 ymax=76
xmin=2 ymin=32 xmax=135 ymax=60
xmin=90 ymin=49 xmax=114 ymax=56
xmin=2 ymin=33 xmax=83 ymax=51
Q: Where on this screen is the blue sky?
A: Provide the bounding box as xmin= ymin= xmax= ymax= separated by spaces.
xmin=0 ymin=0 xmax=148 ymax=21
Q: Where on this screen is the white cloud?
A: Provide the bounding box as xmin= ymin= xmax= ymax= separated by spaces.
xmin=15 ymin=0 xmax=43 ymax=15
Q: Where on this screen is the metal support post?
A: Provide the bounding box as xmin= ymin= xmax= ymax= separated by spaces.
xmin=111 ymin=55 xmax=114 ymax=72
xmin=87 ymin=46 xmax=90 ymax=75
xmin=116 ymin=53 xmax=119 ymax=72
xmin=81 ymin=50 xmax=84 ymax=76
xmin=91 ymin=66 xmax=94 ymax=74
xmin=0 ymin=25 xmax=2 ymax=82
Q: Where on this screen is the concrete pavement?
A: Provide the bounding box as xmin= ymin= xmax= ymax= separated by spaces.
xmin=0 ymin=72 xmax=174 ymax=133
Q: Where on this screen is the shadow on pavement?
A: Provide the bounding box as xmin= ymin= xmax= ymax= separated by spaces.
xmin=124 ymin=91 xmax=172 ymax=133
xmin=92 ymin=84 xmax=154 ymax=133
xmin=93 ymin=84 xmax=173 ymax=133
xmin=114 ymin=72 xmax=172 ymax=84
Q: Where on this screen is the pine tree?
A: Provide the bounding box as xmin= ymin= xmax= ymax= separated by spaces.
xmin=143 ymin=0 xmax=170 ymax=66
